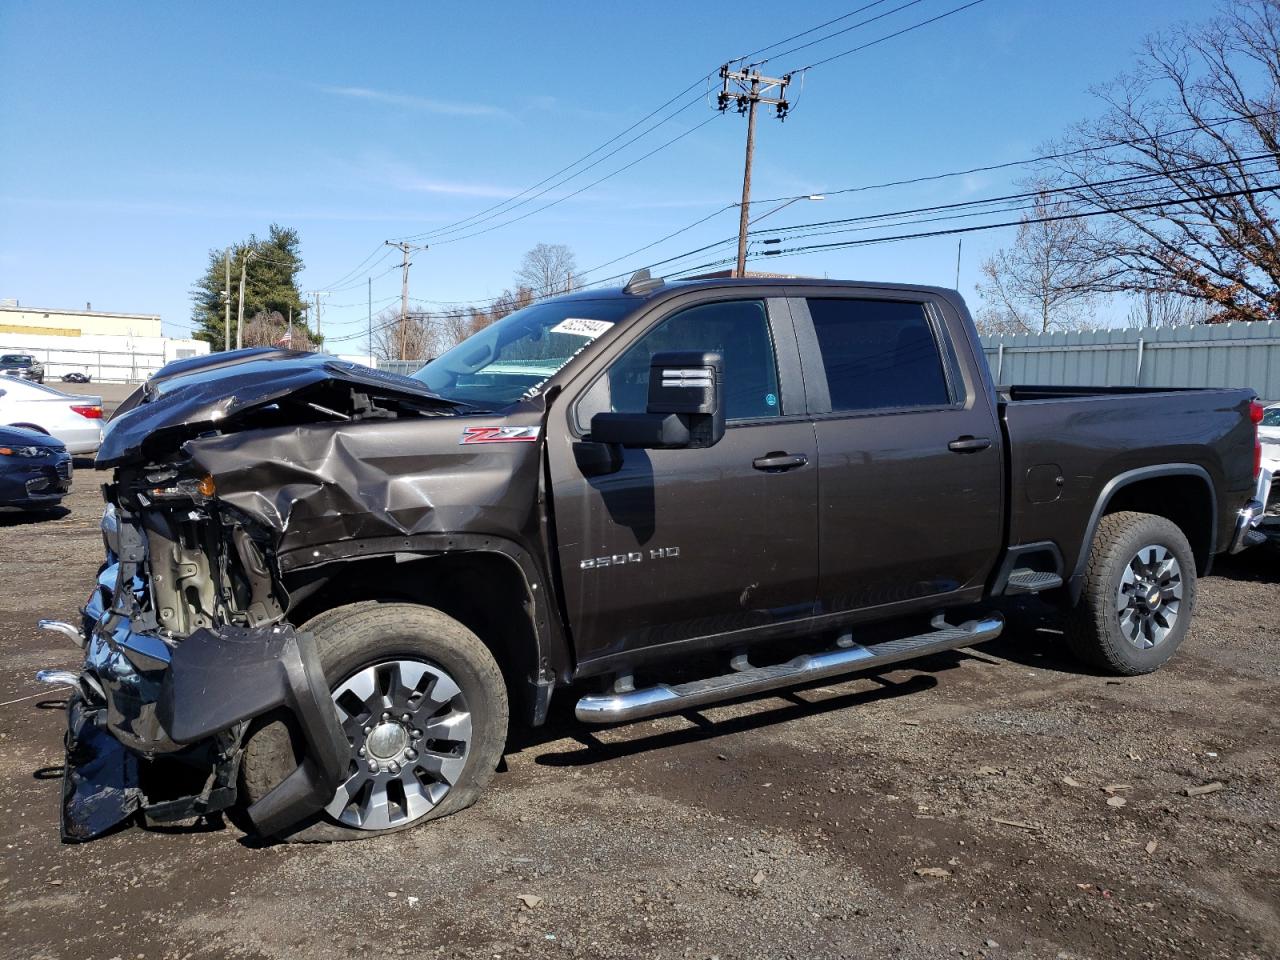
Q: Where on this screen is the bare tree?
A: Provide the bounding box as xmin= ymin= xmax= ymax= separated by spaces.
xmin=974 ymin=189 xmax=1107 ymax=335
xmin=371 ymin=307 xmax=442 ymax=363
xmin=515 ymin=243 xmax=579 ymax=296
xmin=1040 ymin=0 xmax=1280 ymax=322
xmin=1125 ymin=288 xmax=1213 ymax=328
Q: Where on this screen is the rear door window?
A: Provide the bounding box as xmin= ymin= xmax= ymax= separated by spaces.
xmin=806 ymin=298 xmax=950 ymax=412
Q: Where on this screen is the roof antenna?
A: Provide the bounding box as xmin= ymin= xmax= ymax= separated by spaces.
xmin=623 ymin=268 xmax=665 ymax=295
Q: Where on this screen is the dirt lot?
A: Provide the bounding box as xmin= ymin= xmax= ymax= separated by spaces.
xmin=1 ymin=471 xmax=1277 ymax=960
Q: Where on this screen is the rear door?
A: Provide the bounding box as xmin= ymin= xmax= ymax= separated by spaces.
xmin=790 ymin=291 xmax=1003 ymax=618
xmin=546 ymin=294 xmax=818 ymax=669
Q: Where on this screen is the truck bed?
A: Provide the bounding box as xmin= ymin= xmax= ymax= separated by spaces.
xmin=998 ymin=384 xmax=1258 ymax=591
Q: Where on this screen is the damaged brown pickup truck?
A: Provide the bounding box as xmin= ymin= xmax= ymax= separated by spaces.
xmin=38 ymin=273 xmax=1267 ymax=842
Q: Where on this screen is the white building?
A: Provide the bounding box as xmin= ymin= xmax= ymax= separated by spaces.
xmin=0 ymin=301 xmax=209 ymax=382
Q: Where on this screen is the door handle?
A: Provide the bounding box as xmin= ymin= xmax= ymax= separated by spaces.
xmin=948 ymin=436 xmax=992 ymax=453
xmin=753 ymin=452 xmax=808 ymax=471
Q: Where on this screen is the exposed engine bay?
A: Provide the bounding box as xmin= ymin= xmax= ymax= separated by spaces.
xmin=49 ymin=349 xmax=547 ymax=841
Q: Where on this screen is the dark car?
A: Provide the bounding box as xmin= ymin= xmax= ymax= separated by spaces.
xmin=39 ymin=275 xmax=1264 ymax=843
xmin=0 ymin=353 xmax=45 ymax=383
xmin=0 ymin=425 xmax=72 ymax=509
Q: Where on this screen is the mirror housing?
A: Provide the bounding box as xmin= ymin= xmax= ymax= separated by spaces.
xmin=590 ymin=351 xmax=724 ymax=450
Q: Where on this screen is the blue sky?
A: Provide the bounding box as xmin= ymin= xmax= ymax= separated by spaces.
xmin=0 ymin=0 xmax=1217 ymax=348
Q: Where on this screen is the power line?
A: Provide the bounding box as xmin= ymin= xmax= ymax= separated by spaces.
xmin=317 ymin=245 xmax=395 ymax=293
xmin=750 ymin=183 xmax=1280 ymax=260
xmin=327 ymin=261 xmax=400 ymax=294
xmin=429 ymin=113 xmax=722 ymax=246
xmin=331 ymin=163 xmax=1280 ymax=346
xmin=748 ymin=154 xmax=1278 ymax=240
xmin=725 ymin=0 xmax=903 ymax=68
xmin=791 ymin=0 xmax=991 ymax=74
xmin=750 ymin=109 xmax=1280 ymax=205
xmin=753 ymin=0 xmax=931 ymax=68
xmin=392 ymin=84 xmax=715 ymax=244
xmin=316 ymin=3 xmax=989 ymax=294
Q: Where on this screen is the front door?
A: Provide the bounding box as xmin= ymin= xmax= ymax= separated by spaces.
xmin=792 ymin=293 xmax=1004 ymax=618
xmin=546 ymin=296 xmax=818 ymax=669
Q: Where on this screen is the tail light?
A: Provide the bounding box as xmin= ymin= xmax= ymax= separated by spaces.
xmin=1250 ymin=399 xmax=1264 ymax=478
xmin=70 ymin=404 xmax=103 ymax=419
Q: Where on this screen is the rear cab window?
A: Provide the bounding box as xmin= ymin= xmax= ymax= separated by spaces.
xmin=804 ymin=298 xmax=952 ymax=413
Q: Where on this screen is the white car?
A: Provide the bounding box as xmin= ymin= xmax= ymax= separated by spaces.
xmin=1260 ymin=401 xmax=1280 ymax=447
xmin=0 ymin=377 xmax=104 ymax=455
xmin=1257 ymin=402 xmax=1280 ymax=547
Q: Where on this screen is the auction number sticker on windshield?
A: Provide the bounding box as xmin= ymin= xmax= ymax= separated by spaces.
xmin=550 ymin=317 xmax=614 ymax=339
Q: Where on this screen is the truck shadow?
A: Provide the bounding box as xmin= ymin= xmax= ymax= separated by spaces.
xmin=1208 ymin=548 xmax=1280 ymax=585
xmin=522 ymin=608 xmax=1114 ymax=769
xmin=524 ymin=668 xmax=943 ymax=768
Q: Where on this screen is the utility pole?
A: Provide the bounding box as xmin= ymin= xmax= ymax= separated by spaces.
xmin=236 ymin=250 xmax=255 ymax=350
xmin=223 ymin=248 xmax=232 ymax=352
xmin=718 ymin=65 xmax=791 ymax=278
xmin=368 ymin=276 xmax=373 ymax=364
xmin=306 ymin=291 xmax=330 ymax=338
xmin=384 ymin=241 xmax=427 ymax=361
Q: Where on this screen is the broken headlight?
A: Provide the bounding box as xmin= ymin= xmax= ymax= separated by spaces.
xmin=143 ymin=473 xmax=217 ymax=502
xmin=0 ymin=444 xmax=46 ymax=458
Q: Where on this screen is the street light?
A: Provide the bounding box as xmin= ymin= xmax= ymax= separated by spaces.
xmin=732 ymin=195 xmax=823 ymax=276
xmin=748 ymin=194 xmax=824 ymax=227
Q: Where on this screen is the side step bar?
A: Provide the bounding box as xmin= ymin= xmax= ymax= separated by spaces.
xmin=575 ymin=614 xmax=1004 ymax=724
xmin=1003 ymin=569 xmax=1064 ymax=595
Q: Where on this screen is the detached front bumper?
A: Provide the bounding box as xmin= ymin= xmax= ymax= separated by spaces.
xmin=45 ymin=559 xmax=347 ymax=842
xmin=1229 ymin=470 xmax=1272 ymax=554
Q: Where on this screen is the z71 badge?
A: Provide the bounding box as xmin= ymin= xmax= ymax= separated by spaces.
xmin=459 ymin=425 xmax=541 ymax=445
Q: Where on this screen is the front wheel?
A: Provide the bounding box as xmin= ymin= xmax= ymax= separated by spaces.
xmin=1065 ymin=511 xmax=1197 ymax=675
xmin=239 ymin=602 xmax=508 ymax=842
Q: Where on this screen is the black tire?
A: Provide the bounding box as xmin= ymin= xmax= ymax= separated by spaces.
xmin=238 ymin=601 xmax=508 ymax=842
xmin=1065 ymin=511 xmax=1197 ymax=675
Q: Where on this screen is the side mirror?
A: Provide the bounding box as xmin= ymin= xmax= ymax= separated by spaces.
xmin=590 ymin=351 xmax=725 ymax=450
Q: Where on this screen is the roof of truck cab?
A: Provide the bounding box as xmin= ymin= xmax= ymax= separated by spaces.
xmin=554 ymin=277 xmax=963 ymax=303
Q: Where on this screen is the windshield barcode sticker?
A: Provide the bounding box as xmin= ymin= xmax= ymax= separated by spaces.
xmin=549 ymin=317 xmax=614 ymax=339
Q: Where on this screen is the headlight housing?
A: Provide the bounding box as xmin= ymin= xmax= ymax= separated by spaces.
xmin=0 ymin=444 xmax=46 ymax=458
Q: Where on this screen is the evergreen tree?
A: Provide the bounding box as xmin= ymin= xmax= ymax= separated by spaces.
xmin=190 ymin=224 xmax=310 ymax=350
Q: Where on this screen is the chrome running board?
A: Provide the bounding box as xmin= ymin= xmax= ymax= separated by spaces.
xmin=38 ymin=619 xmax=85 ymax=648
xmin=575 ymin=614 xmax=1004 ymax=724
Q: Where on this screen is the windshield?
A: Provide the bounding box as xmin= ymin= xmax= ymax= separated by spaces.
xmin=1 ymin=355 xmax=33 ymax=365
xmin=1262 ymin=407 xmax=1280 ymax=427
xmin=412 ymin=297 xmax=633 ymax=408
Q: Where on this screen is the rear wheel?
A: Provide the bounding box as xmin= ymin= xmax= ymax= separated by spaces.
xmin=1065 ymin=511 xmax=1197 ymax=675
xmin=239 ymin=602 xmax=508 ymax=842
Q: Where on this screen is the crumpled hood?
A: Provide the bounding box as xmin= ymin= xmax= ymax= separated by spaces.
xmin=98 ymin=349 xmax=457 ymax=467
xmin=183 ymin=412 xmax=546 ymax=565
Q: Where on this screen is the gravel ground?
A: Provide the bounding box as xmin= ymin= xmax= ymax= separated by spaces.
xmin=0 ymin=470 xmax=1277 ymax=960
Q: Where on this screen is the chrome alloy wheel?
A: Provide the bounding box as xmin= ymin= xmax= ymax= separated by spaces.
xmin=1115 ymin=544 xmax=1183 ymax=650
xmin=325 ymin=659 xmax=473 ymax=831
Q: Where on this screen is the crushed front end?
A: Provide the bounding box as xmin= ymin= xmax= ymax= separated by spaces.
xmin=51 ymin=464 xmax=347 ymax=841
xmin=39 ymin=348 xmax=535 ymax=841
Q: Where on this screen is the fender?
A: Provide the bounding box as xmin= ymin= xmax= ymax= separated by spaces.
xmin=1069 ymin=463 xmax=1216 ymax=603
xmin=277 ymin=532 xmax=570 ymax=725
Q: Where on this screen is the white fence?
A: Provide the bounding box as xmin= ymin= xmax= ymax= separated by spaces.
xmin=0 ymin=343 xmax=200 ymax=383
xmin=980 ymin=321 xmax=1280 ymax=401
